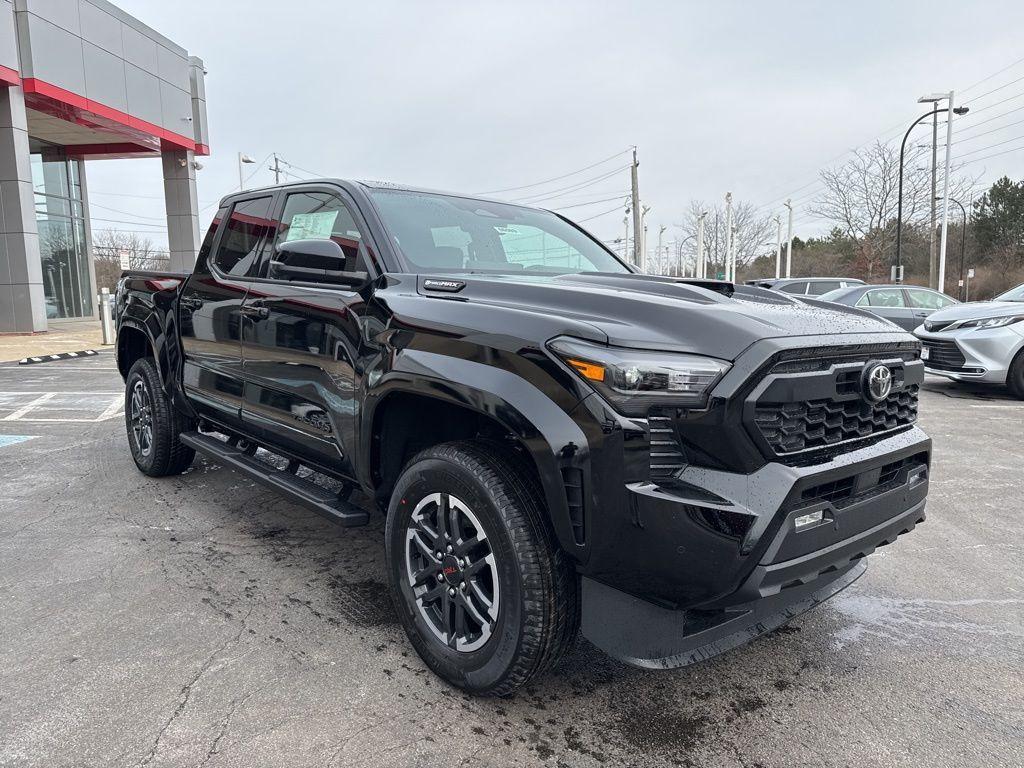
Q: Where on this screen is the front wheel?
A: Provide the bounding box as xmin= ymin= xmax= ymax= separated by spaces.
xmin=385 ymin=441 xmax=579 ymax=696
xmin=1007 ymin=349 xmax=1024 ymax=399
xmin=125 ymin=357 xmax=195 ymax=477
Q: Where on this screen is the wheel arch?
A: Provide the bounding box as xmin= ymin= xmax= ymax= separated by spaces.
xmin=363 ymin=365 xmax=591 ymax=563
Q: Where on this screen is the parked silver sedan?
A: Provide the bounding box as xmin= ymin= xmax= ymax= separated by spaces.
xmin=913 ymin=283 xmax=1024 ymax=398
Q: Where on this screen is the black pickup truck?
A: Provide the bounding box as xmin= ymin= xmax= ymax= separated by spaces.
xmin=115 ymin=179 xmax=930 ymax=695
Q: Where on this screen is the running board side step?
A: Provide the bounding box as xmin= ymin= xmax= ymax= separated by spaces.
xmin=180 ymin=432 xmax=369 ymax=527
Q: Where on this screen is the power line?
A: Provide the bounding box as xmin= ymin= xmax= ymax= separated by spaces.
xmin=474 ymin=148 xmax=631 ymax=195
xmin=966 ymin=88 xmax=1024 ymax=115
xmin=959 ymin=142 xmax=1024 ymax=166
xmin=550 ymin=195 xmax=629 ymax=211
xmin=954 ymin=117 xmax=1024 ymax=144
xmin=963 ymin=74 xmax=1024 ymax=105
xmin=956 ymin=132 xmax=1024 ymax=158
xmin=955 ymin=103 xmax=1024 ymax=134
xmin=573 ymin=204 xmax=627 ymax=223
xmin=960 ymin=55 xmax=1024 ymax=95
xmin=509 ymin=165 xmax=629 ymax=203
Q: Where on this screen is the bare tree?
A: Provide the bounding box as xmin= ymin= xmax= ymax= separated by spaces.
xmin=810 ymin=141 xmax=975 ymax=278
xmin=92 ymin=229 xmax=169 ymax=290
xmin=675 ymin=199 xmax=774 ymax=277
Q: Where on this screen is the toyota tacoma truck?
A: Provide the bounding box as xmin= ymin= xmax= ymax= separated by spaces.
xmin=115 ymin=180 xmax=930 ymax=695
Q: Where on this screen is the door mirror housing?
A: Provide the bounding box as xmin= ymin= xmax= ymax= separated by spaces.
xmin=271 ymin=239 xmax=369 ymax=287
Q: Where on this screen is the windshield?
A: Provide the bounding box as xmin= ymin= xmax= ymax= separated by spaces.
xmin=995 ymin=283 xmax=1024 ymax=302
xmin=367 ymin=188 xmax=630 ymax=275
xmin=818 ymin=288 xmax=851 ymax=302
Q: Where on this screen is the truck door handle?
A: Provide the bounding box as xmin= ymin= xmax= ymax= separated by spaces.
xmin=180 ymin=296 xmax=204 ymax=310
xmin=241 ymin=305 xmax=269 ymax=319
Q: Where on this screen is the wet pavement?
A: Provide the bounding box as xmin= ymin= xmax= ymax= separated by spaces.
xmin=0 ymin=351 xmax=1021 ymax=767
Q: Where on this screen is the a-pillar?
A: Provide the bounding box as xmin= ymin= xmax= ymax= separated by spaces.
xmin=162 ymin=148 xmax=202 ymax=272
xmin=0 ymin=84 xmax=45 ymax=333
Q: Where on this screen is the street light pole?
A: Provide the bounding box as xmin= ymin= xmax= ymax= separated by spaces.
xmin=784 ymin=199 xmax=793 ymax=278
xmin=774 ymin=215 xmax=782 ymax=279
xmin=695 ymin=211 xmax=707 ymax=279
xmin=938 ymin=196 xmax=968 ymax=300
xmin=896 ymin=97 xmax=969 ymax=283
xmin=937 ymin=91 xmax=957 ymax=295
xmin=238 ymin=152 xmax=255 ymax=190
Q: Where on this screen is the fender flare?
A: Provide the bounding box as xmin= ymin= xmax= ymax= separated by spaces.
xmin=361 ymin=349 xmax=592 ymax=562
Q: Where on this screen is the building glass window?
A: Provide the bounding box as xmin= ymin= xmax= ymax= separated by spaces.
xmin=31 ymin=141 xmax=92 ymax=320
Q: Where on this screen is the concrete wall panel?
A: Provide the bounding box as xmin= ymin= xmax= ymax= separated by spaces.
xmin=21 ymin=14 xmax=85 ymax=94
xmin=121 ymin=21 xmax=156 ymax=75
xmin=18 ymin=0 xmax=79 ymax=36
xmin=158 ymin=79 xmax=190 ymax=134
xmin=78 ymin=0 xmax=120 ymax=56
xmin=1 ymin=1 xmax=19 ymax=73
xmin=124 ymin=61 xmax=161 ymax=126
xmin=82 ymin=40 xmax=126 ymax=111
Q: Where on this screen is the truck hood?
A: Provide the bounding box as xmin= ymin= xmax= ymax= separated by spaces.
xmin=415 ymin=272 xmax=902 ymax=361
xmin=926 ymin=300 xmax=1024 ymax=323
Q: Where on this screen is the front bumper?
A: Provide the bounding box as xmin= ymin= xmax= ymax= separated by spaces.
xmin=579 ymin=428 xmax=930 ymax=667
xmin=915 ymin=323 xmax=1024 ymax=384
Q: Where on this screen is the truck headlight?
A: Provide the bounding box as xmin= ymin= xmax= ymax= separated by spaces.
xmin=548 ymin=337 xmax=730 ymax=415
xmin=951 ymin=315 xmax=1024 ymax=330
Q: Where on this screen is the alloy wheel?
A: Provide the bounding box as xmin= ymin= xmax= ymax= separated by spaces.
xmin=404 ymin=492 xmax=500 ymax=652
xmin=129 ymin=379 xmax=154 ymax=458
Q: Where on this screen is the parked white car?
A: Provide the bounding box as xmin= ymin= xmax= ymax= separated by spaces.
xmin=914 ymin=283 xmax=1024 ymax=398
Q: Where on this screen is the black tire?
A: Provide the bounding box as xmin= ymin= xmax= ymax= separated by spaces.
xmin=385 ymin=440 xmax=579 ymax=696
xmin=125 ymin=357 xmax=195 ymax=477
xmin=1008 ymin=350 xmax=1024 ymax=399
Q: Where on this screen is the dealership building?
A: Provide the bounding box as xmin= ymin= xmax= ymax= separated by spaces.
xmin=0 ymin=0 xmax=208 ymax=333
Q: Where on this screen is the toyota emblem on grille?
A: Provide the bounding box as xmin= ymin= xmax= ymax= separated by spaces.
xmin=864 ymin=363 xmax=893 ymax=402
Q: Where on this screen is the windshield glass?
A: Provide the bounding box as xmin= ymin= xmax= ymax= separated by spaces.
xmin=818 ymin=288 xmax=851 ymax=302
xmin=995 ymin=283 xmax=1024 ymax=302
xmin=367 ymin=188 xmax=630 ymax=275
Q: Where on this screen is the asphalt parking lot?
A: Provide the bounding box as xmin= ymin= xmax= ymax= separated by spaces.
xmin=0 ymin=351 xmax=1022 ymax=768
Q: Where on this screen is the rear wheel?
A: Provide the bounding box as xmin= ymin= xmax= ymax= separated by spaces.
xmin=125 ymin=357 xmax=195 ymax=477
xmin=385 ymin=440 xmax=579 ymax=696
xmin=1008 ymin=350 xmax=1024 ymax=399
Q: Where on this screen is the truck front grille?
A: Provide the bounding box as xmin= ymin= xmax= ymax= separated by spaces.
xmin=754 ymin=387 xmax=919 ymax=456
xmin=921 ymin=339 xmax=966 ymax=369
xmin=745 ymin=343 xmax=923 ymax=464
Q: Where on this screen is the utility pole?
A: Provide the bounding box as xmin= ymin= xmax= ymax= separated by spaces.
xmin=784 ymin=198 xmax=794 ymax=278
xmin=640 ymin=205 xmax=650 ymax=272
xmin=774 ymin=215 xmax=782 ymax=279
xmin=929 ymin=110 xmax=939 ymax=289
xmin=630 ymin=148 xmax=641 ymax=267
xmin=622 ymin=214 xmax=630 ymax=262
xmin=656 ymin=225 xmax=666 ymax=276
xmin=696 ymin=211 xmax=706 ymax=279
xmin=270 ymin=153 xmax=283 ymax=184
xmin=937 ymin=91 xmax=956 ymax=295
xmin=724 ymin=192 xmax=733 ymax=281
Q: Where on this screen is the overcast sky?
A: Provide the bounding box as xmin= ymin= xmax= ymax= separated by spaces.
xmin=85 ymin=0 xmax=1024 ymax=252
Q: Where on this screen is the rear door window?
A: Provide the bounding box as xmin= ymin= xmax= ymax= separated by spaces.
xmin=806 ymin=280 xmax=842 ymax=295
xmin=862 ymin=289 xmax=906 ymax=307
xmin=214 ymin=197 xmax=275 ymax=277
xmin=778 ymin=281 xmax=808 ymax=294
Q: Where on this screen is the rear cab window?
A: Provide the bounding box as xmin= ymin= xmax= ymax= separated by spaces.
xmin=214 ymin=196 xmax=276 ymax=277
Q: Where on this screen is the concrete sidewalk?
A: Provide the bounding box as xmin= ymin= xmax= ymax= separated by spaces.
xmin=0 ymin=319 xmax=107 ymax=363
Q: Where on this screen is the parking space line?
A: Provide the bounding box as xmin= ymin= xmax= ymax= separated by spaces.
xmin=96 ymin=395 xmax=125 ymax=421
xmin=3 ymin=392 xmax=56 ymax=421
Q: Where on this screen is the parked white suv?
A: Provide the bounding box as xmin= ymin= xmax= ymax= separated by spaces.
xmin=914 ymin=283 xmax=1024 ymax=398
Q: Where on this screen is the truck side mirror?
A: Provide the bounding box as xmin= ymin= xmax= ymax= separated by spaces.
xmin=271 ymin=239 xmax=369 ymax=287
